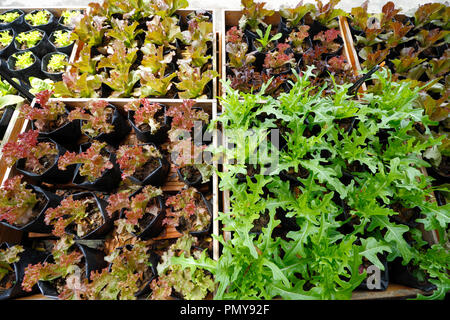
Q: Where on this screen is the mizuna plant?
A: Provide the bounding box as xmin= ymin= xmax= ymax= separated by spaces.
xmin=174 ymin=68 xmax=449 ymax=300
xmin=0 ymin=175 xmax=38 ymax=226
xmin=58 ymin=141 xmax=113 ymax=183
xmin=1 ymin=129 xmax=58 ymax=173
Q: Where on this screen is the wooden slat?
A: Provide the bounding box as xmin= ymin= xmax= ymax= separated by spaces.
xmin=339 ymin=16 xmax=366 ymax=93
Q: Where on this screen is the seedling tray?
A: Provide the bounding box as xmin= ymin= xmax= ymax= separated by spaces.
xmin=218 ymin=9 xmax=441 ymax=301
xmin=69 ymin=9 xmax=218 ymax=101
xmin=0 ymin=96 xmax=220 ymax=300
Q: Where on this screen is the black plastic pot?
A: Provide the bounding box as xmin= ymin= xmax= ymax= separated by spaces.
xmin=0 ymin=105 xmax=15 ymax=139
xmin=85 ymin=104 xmax=130 ymax=146
xmin=177 ymin=166 xmax=203 ymax=187
xmin=388 ymin=258 xmax=437 ymax=293
xmin=23 ymin=10 xmax=57 ymax=36
xmin=64 ymin=191 xmax=115 ymax=240
xmin=107 ymin=245 xmax=159 ymax=298
xmin=190 ymin=192 xmax=213 ymax=237
xmin=0 ymin=185 xmax=62 ymax=234
xmin=41 ymin=52 xmax=68 ymax=81
xmin=125 ymin=144 xmax=170 ymax=187
xmin=72 ymin=142 xmax=122 ymax=192
xmin=0 ymin=28 xmax=16 ymax=58
xmin=15 ymin=137 xmax=75 ymax=185
xmin=121 ymin=189 xmax=166 ymax=240
xmin=48 ymin=29 xmax=75 ymax=55
xmin=0 ymin=9 xmax=29 ymax=34
xmin=127 ymin=104 xmax=170 ymax=144
xmin=13 ymin=29 xmax=51 ymax=59
xmin=6 ymin=50 xmax=44 ymax=85
xmin=277 ymin=17 xmax=293 ymax=43
xmin=0 ymin=242 xmax=48 ymax=300
xmin=37 ymin=242 xmax=108 ymax=299
xmin=31 ymin=108 xmax=81 ymax=146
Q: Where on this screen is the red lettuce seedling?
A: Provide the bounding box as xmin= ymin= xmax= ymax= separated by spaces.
xmin=175 ymin=63 xmax=218 ymax=99
xmin=124 ymin=99 xmax=163 ymax=134
xmin=84 ymin=240 xmax=153 ymax=300
xmin=166 ymin=100 xmax=209 ymax=141
xmin=170 ymin=138 xmax=213 ymax=184
xmin=106 ymin=185 xmax=163 ymax=233
xmin=0 ymin=245 xmax=24 ymax=285
xmin=20 ymin=90 xmax=67 ymax=132
xmin=164 ymin=187 xmax=210 ymax=232
xmin=44 ymin=194 xmax=102 ymax=237
xmin=263 ymin=43 xmax=295 ymax=71
xmin=225 ymin=27 xmax=255 ymax=69
xmin=149 ymin=233 xmax=215 ymax=300
xmin=288 ymin=25 xmax=310 ymax=54
xmin=67 ymin=100 xmax=114 ymax=138
xmin=1 ymin=129 xmax=58 ymax=172
xmin=0 ymin=175 xmax=38 ymax=226
xmin=58 ymin=141 xmax=113 ymax=182
xmin=116 ymin=144 xmax=162 ymax=180
xmin=97 ymin=40 xmax=140 ymax=98
xmin=21 ymin=235 xmax=85 ymax=298
xmin=313 ymin=28 xmax=341 ymax=53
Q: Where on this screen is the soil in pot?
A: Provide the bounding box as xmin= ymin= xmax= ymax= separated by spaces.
xmin=134 ymin=197 xmax=162 ymax=236
xmin=7 ymin=190 xmax=47 ymax=229
xmin=21 ymin=150 xmax=58 ymax=176
xmin=178 ymin=165 xmax=202 ymax=186
xmin=65 ymin=195 xmax=105 ymax=239
xmin=132 ymin=157 xmax=161 ymax=182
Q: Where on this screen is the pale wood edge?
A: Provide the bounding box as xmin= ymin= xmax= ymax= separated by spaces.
xmin=339 ymin=16 xmax=366 ymax=92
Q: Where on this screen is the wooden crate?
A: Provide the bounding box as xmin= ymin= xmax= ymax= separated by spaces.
xmin=0 ymin=97 xmax=220 ymax=300
xmin=218 ymin=10 xmax=439 ymax=300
